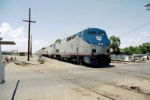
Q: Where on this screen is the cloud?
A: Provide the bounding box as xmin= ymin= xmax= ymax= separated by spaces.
xmin=121 ymin=38 xmax=127 ymax=42
xmin=33 ymin=40 xmax=49 ymax=51
xmin=120 ymin=44 xmax=128 ymax=48
xmin=0 ymin=23 xmax=49 ymax=53
xmin=0 ymin=23 xmax=24 ymax=39
xmin=141 ymin=31 xmax=150 ymax=36
xmin=129 ymin=37 xmax=141 ymax=42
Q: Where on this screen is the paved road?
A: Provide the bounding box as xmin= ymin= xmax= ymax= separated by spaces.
xmin=0 ymin=56 xmax=150 ymax=100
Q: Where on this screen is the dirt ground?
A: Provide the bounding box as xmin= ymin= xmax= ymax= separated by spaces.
xmin=1 ymin=55 xmax=150 ymax=100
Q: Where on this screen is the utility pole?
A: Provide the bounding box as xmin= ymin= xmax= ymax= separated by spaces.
xmin=30 ymin=35 xmax=32 ymax=57
xmin=23 ymin=8 xmax=36 ymax=61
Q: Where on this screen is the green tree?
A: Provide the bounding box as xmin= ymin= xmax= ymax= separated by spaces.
xmin=122 ymin=47 xmax=132 ymax=55
xmin=134 ymin=46 xmax=140 ymax=54
xmin=129 ymin=46 xmax=136 ymax=53
xmin=55 ymin=39 xmax=61 ymax=43
xmin=122 ymin=42 xmax=150 ymax=55
xmin=142 ymin=42 xmax=150 ymax=53
xmin=110 ymin=35 xmax=121 ymax=53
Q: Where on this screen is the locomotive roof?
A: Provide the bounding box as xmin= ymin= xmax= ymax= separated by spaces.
xmin=48 ymin=28 xmax=106 ymax=46
xmin=67 ymin=28 xmax=106 ymax=38
xmin=84 ymin=28 xmax=105 ymax=32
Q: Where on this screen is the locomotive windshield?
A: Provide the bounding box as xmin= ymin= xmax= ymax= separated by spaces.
xmin=98 ymin=32 xmax=105 ymax=35
xmin=88 ymin=31 xmax=106 ymax=35
xmin=88 ymin=31 xmax=97 ymax=34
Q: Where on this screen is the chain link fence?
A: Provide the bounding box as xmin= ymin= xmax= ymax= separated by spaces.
xmin=110 ymin=54 xmax=150 ymax=61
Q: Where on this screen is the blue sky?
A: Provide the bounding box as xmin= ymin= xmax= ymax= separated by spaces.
xmin=0 ymin=0 xmax=150 ymax=53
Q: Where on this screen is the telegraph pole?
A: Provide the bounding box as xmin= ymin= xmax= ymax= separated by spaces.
xmin=30 ymin=35 xmax=32 ymax=57
xmin=23 ymin=8 xmax=36 ymax=61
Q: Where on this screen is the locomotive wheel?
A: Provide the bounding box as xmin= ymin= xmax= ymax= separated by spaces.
xmin=79 ymin=61 xmax=83 ymax=65
xmin=67 ymin=58 xmax=71 ymax=62
xmin=76 ymin=58 xmax=80 ymax=64
xmin=76 ymin=56 xmax=83 ymax=65
xmin=79 ymin=57 xmax=84 ymax=65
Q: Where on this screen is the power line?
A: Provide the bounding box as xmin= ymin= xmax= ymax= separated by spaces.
xmin=118 ymin=22 xmax=150 ymax=37
xmin=96 ymin=0 xmax=143 ymax=6
xmin=107 ymin=10 xmax=146 ymax=30
xmin=95 ymin=1 xmax=149 ymax=33
xmin=116 ymin=3 xmax=150 ymax=37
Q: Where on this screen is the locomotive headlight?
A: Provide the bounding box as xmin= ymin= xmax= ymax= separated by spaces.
xmin=99 ymin=42 xmax=103 ymax=45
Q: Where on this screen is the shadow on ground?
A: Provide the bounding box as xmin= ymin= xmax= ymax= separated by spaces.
xmin=46 ymin=56 xmax=115 ymax=68
xmin=84 ymin=64 xmax=115 ymax=68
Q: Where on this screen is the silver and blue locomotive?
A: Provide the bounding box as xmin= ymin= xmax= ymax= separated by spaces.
xmin=37 ymin=28 xmax=111 ymax=66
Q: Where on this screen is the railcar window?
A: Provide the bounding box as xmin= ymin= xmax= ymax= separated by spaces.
xmin=79 ymin=32 xmax=83 ymax=36
xmin=72 ymin=35 xmax=76 ymax=39
xmin=56 ymin=49 xmax=59 ymax=53
xmin=67 ymin=37 xmax=71 ymax=41
xmin=42 ymin=47 xmax=45 ymax=50
xmin=98 ymin=32 xmax=105 ymax=35
xmin=88 ymin=31 xmax=97 ymax=34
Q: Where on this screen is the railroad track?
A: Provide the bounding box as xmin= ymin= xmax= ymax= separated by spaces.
xmin=46 ymin=56 xmax=150 ymax=78
xmin=30 ymin=64 xmax=116 ymax=100
xmin=97 ymin=67 xmax=150 ymax=80
xmin=30 ymin=63 xmax=150 ymax=100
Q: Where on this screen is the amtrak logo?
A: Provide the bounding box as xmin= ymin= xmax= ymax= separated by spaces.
xmin=70 ymin=42 xmax=75 ymax=49
xmin=96 ymin=36 xmax=102 ymax=41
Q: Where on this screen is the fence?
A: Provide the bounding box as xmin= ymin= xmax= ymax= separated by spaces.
xmin=110 ymin=54 xmax=129 ymax=60
xmin=110 ymin=54 xmax=149 ymax=61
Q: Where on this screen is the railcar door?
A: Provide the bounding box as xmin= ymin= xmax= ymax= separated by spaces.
xmin=53 ymin=44 xmax=56 ymax=56
xmin=76 ymin=32 xmax=84 ymax=55
xmin=76 ymin=37 xmax=79 ymax=54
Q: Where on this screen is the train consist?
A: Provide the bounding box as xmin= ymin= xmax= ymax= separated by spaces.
xmin=36 ymin=28 xmax=111 ymax=66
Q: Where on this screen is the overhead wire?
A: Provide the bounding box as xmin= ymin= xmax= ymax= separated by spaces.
xmin=95 ymin=0 xmax=146 ymax=26
xmin=118 ymin=22 xmax=150 ymax=37
xmin=96 ymin=0 xmax=143 ymax=6
xmin=107 ymin=10 xmax=147 ymax=30
xmin=95 ymin=0 xmax=144 ymax=33
xmin=96 ymin=0 xmax=150 ymax=38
